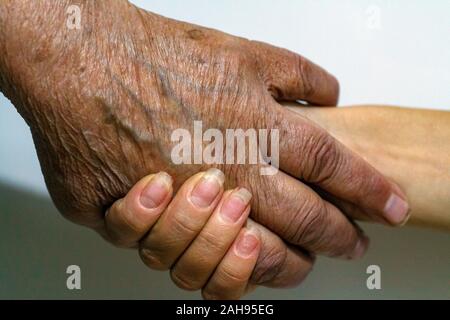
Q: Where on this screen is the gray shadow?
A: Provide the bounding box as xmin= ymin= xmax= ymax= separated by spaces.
xmin=0 ymin=182 xmax=449 ymax=299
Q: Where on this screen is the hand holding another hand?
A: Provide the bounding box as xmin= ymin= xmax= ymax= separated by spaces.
xmin=106 ymin=169 xmax=263 ymax=299
xmin=0 ymin=0 xmax=409 ymax=294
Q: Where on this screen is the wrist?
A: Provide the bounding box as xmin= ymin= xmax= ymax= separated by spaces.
xmin=0 ymin=0 xmax=143 ymax=118
xmin=292 ymin=105 xmax=450 ymax=230
xmin=0 ymin=0 xmax=69 ymax=112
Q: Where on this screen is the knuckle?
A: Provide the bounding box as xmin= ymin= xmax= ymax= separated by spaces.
xmin=219 ymin=265 xmax=249 ymax=285
xmin=195 ymin=229 xmax=225 ymax=254
xmin=171 ymin=210 xmax=200 ymax=237
xmin=139 ymin=247 xmax=168 ymax=271
xmin=305 ymin=130 xmax=341 ymax=184
xmin=170 ymin=269 xmax=202 ymax=291
xmin=250 ymin=243 xmax=287 ymax=285
xmin=289 ymin=197 xmax=328 ymax=248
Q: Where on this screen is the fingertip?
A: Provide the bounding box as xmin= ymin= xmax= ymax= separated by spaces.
xmin=137 ymin=172 xmax=173 ymax=210
xmin=234 ymin=228 xmax=261 ymax=259
xmin=104 ymin=172 xmax=174 ymax=248
xmin=189 ymin=168 xmax=225 ymax=209
xmin=383 ymin=192 xmax=410 ymax=226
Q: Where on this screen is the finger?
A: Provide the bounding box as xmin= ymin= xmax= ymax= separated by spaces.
xmin=308 ymin=183 xmax=371 ymax=222
xmin=104 ymin=172 xmax=173 ymax=248
xmin=269 ymin=104 xmax=410 ymax=226
xmin=202 ymin=228 xmax=260 ymax=300
xmin=234 ymin=165 xmax=369 ymax=259
xmin=170 ymin=188 xmax=252 ymax=291
xmin=285 ymin=103 xmax=411 ymax=224
xmin=250 ymin=40 xmax=339 ymax=105
xmin=246 ymin=219 xmax=314 ymax=288
xmin=138 ymin=168 xmax=224 ymax=270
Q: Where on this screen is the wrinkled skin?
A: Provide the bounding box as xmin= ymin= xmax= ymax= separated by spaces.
xmin=0 ymin=0 xmax=406 ymax=289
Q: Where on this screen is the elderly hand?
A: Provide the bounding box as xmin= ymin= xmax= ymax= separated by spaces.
xmin=105 ymin=168 xmax=264 ymax=299
xmin=0 ymin=0 xmax=409 ymax=289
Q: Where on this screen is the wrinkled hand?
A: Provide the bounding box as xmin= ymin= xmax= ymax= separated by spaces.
xmin=0 ymin=0 xmax=409 ymax=288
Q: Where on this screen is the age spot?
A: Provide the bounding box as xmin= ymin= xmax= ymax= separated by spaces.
xmin=186 ymin=29 xmax=205 ymax=41
xmin=33 ymin=43 xmax=52 ymax=63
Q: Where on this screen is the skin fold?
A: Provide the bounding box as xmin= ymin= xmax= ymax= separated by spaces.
xmin=0 ymin=0 xmax=411 ymax=289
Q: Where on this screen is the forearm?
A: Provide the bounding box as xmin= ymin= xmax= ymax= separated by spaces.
xmin=0 ymin=0 xmax=146 ymax=224
xmin=289 ymin=105 xmax=450 ymax=232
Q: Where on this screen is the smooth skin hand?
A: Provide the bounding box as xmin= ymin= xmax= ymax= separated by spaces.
xmin=106 ymin=168 xmax=260 ymax=300
xmin=0 ymin=0 xmax=409 ymax=288
xmin=289 ymin=105 xmax=450 ymax=232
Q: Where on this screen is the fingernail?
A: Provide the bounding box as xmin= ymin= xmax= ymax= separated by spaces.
xmin=349 ymin=236 xmax=369 ymax=260
xmin=190 ymin=168 xmax=225 ymax=208
xmin=235 ymin=231 xmax=259 ymax=258
xmin=140 ymin=172 xmax=172 ymax=209
xmin=220 ymin=188 xmax=252 ymax=223
xmin=384 ymin=193 xmax=410 ymax=225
